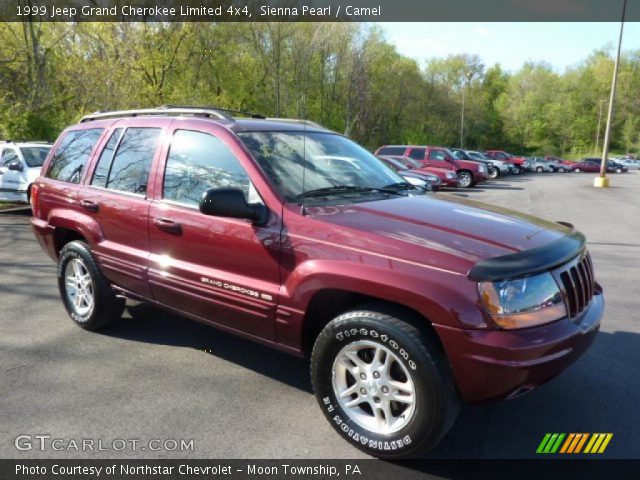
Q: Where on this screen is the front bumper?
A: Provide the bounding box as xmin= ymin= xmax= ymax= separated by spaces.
xmin=473 ymin=171 xmax=488 ymax=183
xmin=434 ymin=290 xmax=603 ymax=403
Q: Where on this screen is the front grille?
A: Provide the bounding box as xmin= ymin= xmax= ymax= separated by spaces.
xmin=558 ymin=253 xmax=595 ymax=318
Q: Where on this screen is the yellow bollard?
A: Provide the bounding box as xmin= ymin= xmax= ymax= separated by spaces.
xmin=593 ymin=176 xmax=610 ymax=188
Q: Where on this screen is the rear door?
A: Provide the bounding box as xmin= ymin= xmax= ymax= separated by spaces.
xmin=81 ymin=122 xmax=165 ymax=297
xmin=147 ymin=125 xmax=281 ymax=340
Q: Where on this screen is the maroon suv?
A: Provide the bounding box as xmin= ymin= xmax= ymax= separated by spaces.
xmin=31 ymin=107 xmax=603 ymax=459
xmin=375 ymin=145 xmax=488 ymax=188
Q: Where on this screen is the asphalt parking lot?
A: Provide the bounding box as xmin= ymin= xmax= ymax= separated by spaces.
xmin=0 ymin=171 xmax=638 ymax=460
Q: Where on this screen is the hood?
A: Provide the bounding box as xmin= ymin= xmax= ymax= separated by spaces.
xmin=305 ymin=194 xmax=572 ymax=276
xmin=454 ymin=159 xmax=482 ymax=171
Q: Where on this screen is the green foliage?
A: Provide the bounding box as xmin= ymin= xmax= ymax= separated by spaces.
xmin=0 ymin=22 xmax=638 ymax=156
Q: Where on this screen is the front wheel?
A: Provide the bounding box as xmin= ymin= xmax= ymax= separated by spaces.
xmin=311 ymin=305 xmax=460 ymax=458
xmin=558 ymin=167 xmax=566 ymax=173
xmin=536 ymin=166 xmax=544 ymax=173
xmin=574 ymin=168 xmax=581 ymax=173
xmin=616 ymin=168 xmax=622 ymax=173
xmin=457 ymin=170 xmax=474 ymax=188
xmin=512 ymin=165 xmax=523 ymax=175
xmin=58 ymin=241 xmax=124 ymax=330
xmin=488 ymin=167 xmax=499 ymax=179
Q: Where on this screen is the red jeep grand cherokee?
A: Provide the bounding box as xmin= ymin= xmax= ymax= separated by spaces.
xmin=31 ymin=107 xmax=603 ymax=459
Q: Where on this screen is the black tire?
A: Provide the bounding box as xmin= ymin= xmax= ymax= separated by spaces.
xmin=311 ymin=304 xmax=460 ymax=459
xmin=456 ymin=170 xmax=474 ymax=188
xmin=536 ymin=166 xmax=543 ymax=173
xmin=57 ymin=241 xmax=124 ymax=330
xmin=616 ymin=168 xmax=622 ymax=173
xmin=558 ymin=167 xmax=566 ymax=173
xmin=512 ymin=166 xmax=522 ymax=175
xmin=574 ymin=168 xmax=581 ymax=173
xmin=488 ymin=167 xmax=499 ymax=179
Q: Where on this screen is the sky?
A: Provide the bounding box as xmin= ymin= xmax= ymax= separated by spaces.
xmin=380 ymin=23 xmax=640 ymax=72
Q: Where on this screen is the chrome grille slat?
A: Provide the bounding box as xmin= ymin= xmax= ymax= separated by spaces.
xmin=558 ymin=252 xmax=595 ymax=320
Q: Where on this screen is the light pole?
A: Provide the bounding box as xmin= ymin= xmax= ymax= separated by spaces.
xmin=595 ymin=0 xmax=627 ymax=188
xmin=459 ymin=72 xmax=472 ymax=149
xmin=594 ymin=99 xmax=606 ymax=156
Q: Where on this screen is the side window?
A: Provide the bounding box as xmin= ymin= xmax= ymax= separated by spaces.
xmin=91 ymin=128 xmax=124 ymax=188
xmin=378 ymin=147 xmax=407 ymax=156
xmin=103 ymin=128 xmax=160 ymax=194
xmin=163 ymin=129 xmax=252 ymax=206
xmin=408 ymin=148 xmax=426 ymax=160
xmin=428 ymin=150 xmax=446 ymax=160
xmin=47 ymin=129 xmax=104 ymax=183
xmin=1 ymin=149 xmax=20 ymax=166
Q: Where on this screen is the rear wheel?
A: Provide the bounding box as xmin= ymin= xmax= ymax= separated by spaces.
xmin=488 ymin=167 xmax=499 ymax=179
xmin=311 ymin=305 xmax=460 ymax=458
xmin=574 ymin=168 xmax=581 ymax=173
xmin=536 ymin=166 xmax=544 ymax=173
xmin=512 ymin=165 xmax=522 ymax=175
xmin=58 ymin=241 xmax=124 ymax=330
xmin=616 ymin=168 xmax=622 ymax=173
xmin=457 ymin=170 xmax=474 ymax=188
xmin=558 ymin=167 xmax=566 ymax=173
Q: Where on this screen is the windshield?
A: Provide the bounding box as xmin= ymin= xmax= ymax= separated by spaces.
xmin=20 ymin=146 xmax=51 ymax=167
xmin=239 ymin=131 xmax=404 ymax=203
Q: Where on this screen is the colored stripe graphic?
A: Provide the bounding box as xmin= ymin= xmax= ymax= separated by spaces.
xmin=539 ymin=433 xmax=613 ymax=454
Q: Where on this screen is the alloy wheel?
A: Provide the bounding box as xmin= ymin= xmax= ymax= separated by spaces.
xmin=64 ymin=258 xmax=95 ymax=316
xmin=332 ymin=340 xmax=416 ymax=435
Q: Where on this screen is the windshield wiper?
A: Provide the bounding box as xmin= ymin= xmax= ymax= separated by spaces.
xmin=297 ymin=185 xmax=382 ymax=200
xmin=380 ymin=182 xmax=416 ymax=191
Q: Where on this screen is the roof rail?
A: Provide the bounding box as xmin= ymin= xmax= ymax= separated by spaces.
xmin=79 ymin=105 xmax=236 ymax=123
xmin=160 ymin=105 xmax=266 ymax=119
xmin=265 ymin=118 xmax=324 ymax=128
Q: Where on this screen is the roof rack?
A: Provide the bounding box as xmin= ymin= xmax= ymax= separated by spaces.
xmin=79 ymin=105 xmax=238 ymax=123
xmin=265 ymin=118 xmax=324 ymax=128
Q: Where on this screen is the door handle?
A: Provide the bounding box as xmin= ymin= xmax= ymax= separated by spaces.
xmin=80 ymin=199 xmax=99 ymax=212
xmin=153 ymin=217 xmax=182 ymax=235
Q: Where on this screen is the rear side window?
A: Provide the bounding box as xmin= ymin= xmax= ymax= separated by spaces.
xmin=377 ymin=147 xmax=407 ymax=156
xmin=94 ymin=128 xmax=160 ymax=195
xmin=47 ymin=129 xmax=104 ymax=183
xmin=163 ymin=129 xmax=251 ymax=206
xmin=91 ymin=128 xmax=124 ymax=188
xmin=408 ymin=148 xmax=426 ymax=160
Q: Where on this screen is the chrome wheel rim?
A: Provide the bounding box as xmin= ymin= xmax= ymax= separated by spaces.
xmin=458 ymin=173 xmax=472 ymax=187
xmin=64 ymin=258 xmax=94 ymax=316
xmin=332 ymin=340 xmax=416 ymax=435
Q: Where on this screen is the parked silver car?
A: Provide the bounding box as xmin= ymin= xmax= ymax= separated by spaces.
xmin=529 ymin=157 xmax=555 ymax=173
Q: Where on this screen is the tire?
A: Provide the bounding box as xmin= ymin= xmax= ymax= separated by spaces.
xmin=574 ymin=168 xmax=581 ymax=173
xmin=536 ymin=166 xmax=543 ymax=173
xmin=57 ymin=241 xmax=124 ymax=330
xmin=616 ymin=168 xmax=622 ymax=173
xmin=457 ymin=170 xmax=474 ymax=188
xmin=558 ymin=167 xmax=566 ymax=173
xmin=512 ymin=166 xmax=522 ymax=175
xmin=488 ymin=167 xmax=499 ymax=179
xmin=311 ymin=304 xmax=460 ymax=459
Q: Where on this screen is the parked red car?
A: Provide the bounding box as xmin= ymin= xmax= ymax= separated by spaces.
xmin=485 ymin=150 xmax=528 ymax=174
xmin=375 ymin=145 xmax=487 ymax=188
xmin=31 ymin=107 xmax=603 ymax=459
xmin=572 ymin=158 xmax=628 ymax=173
xmin=378 ymin=155 xmax=459 ymax=187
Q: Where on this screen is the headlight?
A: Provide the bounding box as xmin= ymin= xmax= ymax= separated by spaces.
xmin=478 ymin=164 xmax=486 ymax=173
xmin=445 ymin=172 xmax=455 ymax=179
xmin=478 ymin=272 xmax=566 ymax=329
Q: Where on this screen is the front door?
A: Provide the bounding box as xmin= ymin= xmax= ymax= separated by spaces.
xmin=148 ymin=127 xmax=281 ymax=340
xmin=426 ymin=149 xmax=454 ymax=171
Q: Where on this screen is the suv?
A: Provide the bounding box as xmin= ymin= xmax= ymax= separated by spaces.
xmin=32 ymin=107 xmax=603 ymax=459
xmin=0 ymin=141 xmax=52 ymax=203
xmin=485 ymin=150 xmax=529 ymax=174
xmin=375 ymin=145 xmax=487 ymax=188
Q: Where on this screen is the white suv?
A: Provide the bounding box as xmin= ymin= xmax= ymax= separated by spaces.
xmin=0 ymin=142 xmax=52 ymax=203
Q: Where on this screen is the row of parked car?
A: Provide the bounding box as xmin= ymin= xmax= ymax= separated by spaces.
xmin=0 ymin=138 xmax=637 ymax=203
xmin=372 ymin=145 xmax=634 ymax=191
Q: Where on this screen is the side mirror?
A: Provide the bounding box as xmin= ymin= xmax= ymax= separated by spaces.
xmin=7 ymin=161 xmax=23 ymax=172
xmin=199 ymin=187 xmax=268 ymax=226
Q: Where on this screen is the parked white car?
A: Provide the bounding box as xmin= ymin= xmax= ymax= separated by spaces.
xmin=0 ymin=142 xmax=52 ymax=203
xmin=614 ymin=158 xmax=640 ymax=170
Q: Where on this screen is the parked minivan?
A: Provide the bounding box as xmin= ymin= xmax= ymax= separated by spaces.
xmin=32 ymin=106 xmax=603 ymax=459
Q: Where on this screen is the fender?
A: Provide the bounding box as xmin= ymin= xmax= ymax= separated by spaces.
xmin=278 ymin=259 xmax=488 ymax=350
xmin=47 ymin=207 xmax=105 ymax=248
